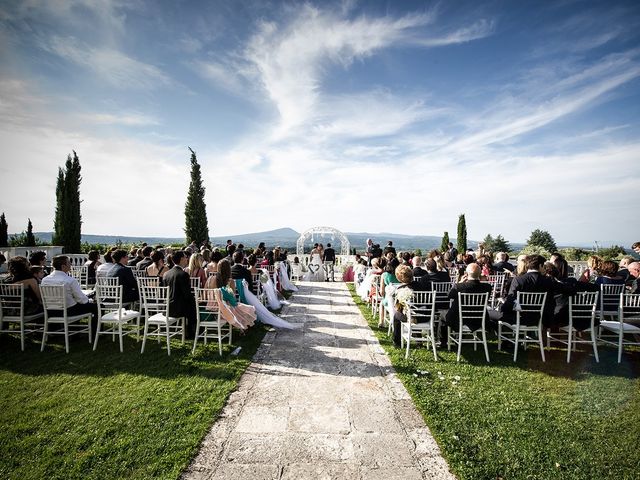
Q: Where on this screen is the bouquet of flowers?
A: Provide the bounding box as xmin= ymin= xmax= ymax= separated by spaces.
xmin=395 ymin=287 xmax=414 ymax=311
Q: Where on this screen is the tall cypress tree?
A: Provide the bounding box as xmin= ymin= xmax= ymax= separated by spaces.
xmin=65 ymin=151 xmax=82 ymax=253
xmin=440 ymin=231 xmax=449 ymax=252
xmin=53 ymin=168 xmax=65 ymax=245
xmin=0 ymin=212 xmax=8 ymax=247
xmin=184 ymin=147 xmax=210 ymax=245
xmin=456 ymin=214 xmax=467 ymax=253
xmin=26 ymin=219 xmax=36 ymax=246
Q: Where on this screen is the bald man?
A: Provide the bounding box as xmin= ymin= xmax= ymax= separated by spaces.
xmin=627 ymin=262 xmax=640 ymax=294
xmin=444 ymin=263 xmax=492 ymax=335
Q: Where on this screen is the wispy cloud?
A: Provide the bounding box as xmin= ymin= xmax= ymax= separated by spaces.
xmin=413 ymin=18 xmax=495 ymax=47
xmin=78 ymin=111 xmax=160 ymax=126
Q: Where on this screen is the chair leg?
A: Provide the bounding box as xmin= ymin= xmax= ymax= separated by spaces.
xmin=431 ymin=322 xmax=438 ymax=362
xmin=447 ymin=327 xmax=452 ymax=351
xmin=591 ymin=326 xmax=599 ymax=363
xmin=192 ymin=319 xmax=200 ymax=354
xmin=482 ymin=329 xmax=490 ymax=363
xmin=617 ymin=329 xmax=623 ymax=363
xmin=20 ymin=321 xmax=25 ymax=352
xmin=456 ymin=329 xmax=463 ymax=362
xmin=166 ymin=323 xmax=171 ymax=356
xmin=513 ymin=325 xmax=519 ymax=362
xmin=405 ymin=329 xmax=411 ymax=360
xmin=118 ymin=323 xmax=124 ymax=353
xmin=141 ymin=321 xmax=149 ymax=353
xmin=93 ymin=320 xmax=101 ymax=351
xmin=566 ymin=328 xmax=572 ymax=363
xmin=218 ymin=323 xmax=223 ymax=356
xmin=538 ymin=326 xmax=546 ymax=362
xmin=497 ymin=322 xmax=502 ymax=351
xmin=64 ymin=321 xmax=70 ymax=354
xmin=41 ymin=320 xmax=48 ymax=352
xmin=181 ymin=318 xmax=185 ymax=344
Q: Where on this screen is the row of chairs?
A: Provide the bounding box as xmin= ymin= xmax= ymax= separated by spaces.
xmin=387 ymin=282 xmax=640 ymax=364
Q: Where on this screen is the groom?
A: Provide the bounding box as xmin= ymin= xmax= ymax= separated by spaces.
xmin=323 ymin=243 xmax=336 ymax=281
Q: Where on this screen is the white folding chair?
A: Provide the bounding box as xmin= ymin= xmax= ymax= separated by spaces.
xmin=290 ymin=264 xmax=302 ymax=282
xmin=371 ymin=275 xmax=382 ymax=316
xmin=598 ymin=284 xmax=625 ymax=323
xmin=448 ymin=268 xmax=458 ymax=284
xmin=40 ymin=285 xmax=92 ymax=353
xmin=94 ymin=284 xmax=141 ymax=352
xmin=130 ymin=267 xmax=147 ymax=279
xmin=70 ymin=265 xmax=89 ymax=289
xmin=599 ymin=293 xmax=640 ymax=363
xmin=432 ymin=281 xmax=453 ymax=335
xmin=547 ymin=292 xmax=599 ymax=363
xmin=498 ymin=291 xmax=547 ymax=362
xmin=448 ymin=292 xmax=490 ymax=362
xmin=192 ymin=288 xmax=232 ymax=355
xmin=190 ymin=277 xmax=201 ymax=293
xmin=487 ymin=274 xmax=506 ymax=308
xmin=0 ymin=284 xmax=44 ymax=351
xmin=139 ymin=285 xmax=185 ymax=356
xmin=95 ymin=277 xmax=119 ymax=287
xmin=401 ymin=290 xmax=437 ymax=360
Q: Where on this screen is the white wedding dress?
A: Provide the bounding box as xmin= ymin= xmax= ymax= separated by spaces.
xmin=304 ymin=253 xmax=326 ymax=282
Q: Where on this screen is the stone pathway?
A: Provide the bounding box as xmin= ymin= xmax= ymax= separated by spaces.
xmin=183 ymin=282 xmax=454 ymax=480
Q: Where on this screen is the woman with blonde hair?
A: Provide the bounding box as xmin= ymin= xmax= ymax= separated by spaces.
xmin=186 ymin=252 xmax=207 ymax=288
xmin=579 ymin=255 xmax=603 ymax=283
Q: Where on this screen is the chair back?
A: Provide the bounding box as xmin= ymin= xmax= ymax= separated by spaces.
xmin=131 ymin=267 xmax=147 ymax=278
xmin=190 ymin=277 xmax=201 ymax=291
xmin=70 ymin=265 xmax=88 ymax=289
xmin=407 ymin=290 xmax=436 ymax=324
xmin=620 ymin=293 xmax=640 ymax=323
xmin=139 ymin=285 xmax=169 ymax=317
xmin=515 ymin=291 xmax=546 ymax=324
xmin=95 ymin=284 xmax=124 ymax=318
xmin=568 ymin=291 xmax=598 ymax=326
xmin=251 ymin=273 xmax=262 ymax=293
xmin=432 ymin=281 xmax=453 ymax=309
xmin=40 ymin=285 xmax=68 ymax=311
xmin=458 ymin=292 xmax=489 ymax=329
xmin=0 ymin=283 xmax=25 ymax=320
xmin=600 ymin=283 xmax=625 ymax=313
xmin=137 ymin=277 xmax=160 ymax=290
xmin=263 ymin=265 xmax=276 ymax=273
xmin=95 ymin=277 xmax=119 ymax=286
xmin=448 ymin=268 xmax=458 ymax=283
xmin=195 ymin=287 xmax=221 ymax=324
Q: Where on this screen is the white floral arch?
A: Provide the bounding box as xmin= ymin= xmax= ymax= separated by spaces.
xmin=296 ymin=226 xmax=351 ymax=256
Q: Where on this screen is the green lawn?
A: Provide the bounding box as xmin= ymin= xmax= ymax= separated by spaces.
xmin=0 ymin=325 xmax=268 ymax=480
xmin=348 ymin=284 xmax=640 ymax=480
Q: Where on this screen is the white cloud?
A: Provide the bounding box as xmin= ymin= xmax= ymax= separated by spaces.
xmin=413 ymin=18 xmax=495 ymax=47
xmin=78 ymin=112 xmax=160 ymax=126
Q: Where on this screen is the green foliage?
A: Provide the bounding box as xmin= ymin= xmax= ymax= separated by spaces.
xmin=597 ymin=245 xmax=627 ymax=261
xmin=0 ymin=324 xmax=268 ymax=479
xmin=456 ymin=214 xmax=467 ymax=253
xmin=558 ymin=248 xmax=592 ymax=261
xmin=80 ymin=242 xmax=109 ymax=254
xmin=25 ymin=219 xmax=35 ymax=247
xmin=184 ymin=147 xmax=210 ymax=246
xmin=0 ymin=212 xmax=7 ymax=247
xmin=483 ymin=233 xmax=511 ymax=253
xmin=527 ymin=228 xmax=557 ymax=253
xmin=415 ymin=248 xmax=423 ymax=257
xmin=440 ymin=231 xmax=449 ymax=252
xmin=53 ymin=152 xmax=83 ymax=253
xmin=8 ymin=232 xmax=45 ymax=247
xmin=519 ymin=244 xmax=552 ymax=258
xmin=348 ymin=284 xmax=640 ymax=480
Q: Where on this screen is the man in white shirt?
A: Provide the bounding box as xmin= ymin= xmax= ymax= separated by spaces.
xmin=41 ymin=255 xmax=98 ymax=330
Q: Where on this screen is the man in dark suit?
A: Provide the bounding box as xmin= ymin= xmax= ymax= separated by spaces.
xmin=136 ymin=246 xmax=154 ymax=271
xmin=493 ymin=252 xmax=515 ymax=273
xmin=163 ymin=250 xmax=196 ymax=339
xmin=127 ymin=247 xmax=144 ymax=267
xmin=489 ymin=255 xmax=575 ymax=328
xmin=108 ymin=249 xmax=139 ymax=303
xmin=231 ymin=251 xmax=253 ymax=291
xmin=447 ymin=242 xmax=458 ymax=261
xmin=383 ymin=241 xmax=396 ymax=256
xmin=424 ymin=258 xmax=450 ymax=283
xmin=412 ymin=256 xmax=427 ymax=279
xmin=323 ymin=243 xmax=336 ymax=281
xmin=444 ymin=263 xmax=492 ymax=332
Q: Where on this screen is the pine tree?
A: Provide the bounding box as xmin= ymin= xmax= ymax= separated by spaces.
xmin=527 ymin=229 xmax=557 ymax=253
xmin=52 ymin=168 xmax=65 ymax=245
xmin=482 ymin=233 xmax=494 ymax=251
xmin=26 ymin=218 xmax=36 ymax=246
xmin=0 ymin=212 xmax=8 ymax=247
xmin=184 ymin=147 xmax=210 ymax=245
xmin=493 ymin=234 xmax=511 ymax=253
xmin=440 ymin=231 xmax=449 ymax=252
xmin=456 ymin=214 xmax=467 ymax=253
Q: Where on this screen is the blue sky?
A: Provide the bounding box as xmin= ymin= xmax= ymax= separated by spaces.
xmin=0 ymin=0 xmax=639 ymax=246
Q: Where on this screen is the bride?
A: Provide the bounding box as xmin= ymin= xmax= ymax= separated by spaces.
xmin=304 ymin=243 xmax=326 ymax=282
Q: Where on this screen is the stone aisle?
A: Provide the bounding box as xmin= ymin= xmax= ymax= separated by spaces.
xmin=183 ymin=281 xmax=455 ymax=480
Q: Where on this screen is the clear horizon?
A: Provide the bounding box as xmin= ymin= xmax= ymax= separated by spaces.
xmin=1 ymin=1 xmax=639 ymax=245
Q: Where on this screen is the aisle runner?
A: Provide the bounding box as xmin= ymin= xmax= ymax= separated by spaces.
xmin=183 ymin=282 xmax=455 ymax=480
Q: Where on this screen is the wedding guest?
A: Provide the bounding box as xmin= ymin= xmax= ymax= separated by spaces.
xmin=493 ymin=252 xmax=515 ymax=273
xmin=225 ymin=240 xmax=233 ymax=255
xmin=146 ymin=250 xmax=169 ymax=280
xmin=186 ymin=252 xmax=207 ymax=288
xmin=136 ymin=246 xmax=154 ymax=271
xmin=543 ymin=262 xmax=597 ymax=329
xmin=515 ymin=254 xmax=527 ymax=276
xmin=28 ymin=251 xmax=47 ymax=268
xmin=477 ymin=255 xmax=494 ymax=278
xmin=424 ymin=259 xmax=450 ymax=283
xmin=379 ymin=257 xmax=400 ymax=328
xmin=365 ymin=238 xmax=374 ymax=265
xmin=96 ymin=249 xmax=116 ymax=279
xmin=632 ymin=242 xmax=640 ymax=255
xmin=255 ymin=242 xmax=266 ymax=258
xmin=163 ymin=250 xmax=196 ymax=339
xmin=412 ymin=256 xmax=427 ymax=278
xmin=579 ymin=255 xmax=603 ymax=283
xmin=204 ymin=259 xmax=256 ymax=330
xmin=400 ymin=251 xmax=412 ymax=265
xmin=595 ymin=261 xmax=625 ymax=286
xmin=260 ymin=251 xmax=275 ymax=266
xmin=166 ymin=253 xmax=175 ymax=270
xmin=391 ymin=264 xmax=415 ymax=347
xmin=231 ymin=251 xmax=254 ymax=292
xmin=226 ymin=243 xmax=236 ymax=263
xmin=248 ymin=254 xmax=260 ymax=276
xmin=201 ymin=248 xmax=211 ymax=268
xmin=7 ymin=256 xmax=42 ymax=315
xmin=30 ymin=265 xmax=46 ymax=284
xmin=206 ymin=250 xmax=224 ymax=276
xmin=0 ymin=253 xmax=7 ymax=273
xmin=446 ymin=242 xmax=458 ymax=261
xmin=127 ymin=247 xmax=143 ymax=266
xmin=41 ymin=255 xmax=98 ymax=330
xmin=84 ymin=250 xmax=101 ymax=286
xmin=383 ymin=241 xmax=396 ymax=256
xmin=626 ymin=262 xmax=640 ymax=294
xmin=617 ymin=256 xmax=634 ymax=282
xmin=108 ymin=250 xmax=139 ymax=303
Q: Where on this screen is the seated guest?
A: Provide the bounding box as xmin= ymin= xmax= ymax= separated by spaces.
xmin=489 ymin=255 xmax=575 ymax=329
xmin=515 ymin=254 xmax=527 ymax=276
xmin=260 ymin=251 xmax=275 ymax=266
xmin=379 ymin=257 xmax=400 ymax=328
xmin=247 ymin=254 xmax=260 ymax=275
xmin=204 ymin=259 xmax=255 ymax=330
xmin=383 ymin=241 xmax=396 ymax=256
xmin=108 ymin=250 xmax=139 ymax=303
xmin=424 ymin=258 xmax=450 ymax=283
xmin=28 ymin=250 xmax=50 ymax=275
xmin=30 ymin=265 xmax=46 ymax=284
xmin=595 ymin=260 xmax=625 ymax=286
xmin=206 ymin=250 xmax=224 ymax=276
xmin=544 ymin=262 xmax=597 ymax=329
xmin=255 ymin=242 xmax=266 ymax=258
xmin=493 ymin=252 xmax=515 ymax=273
xmin=549 ymin=253 xmax=571 ymax=280
xmin=127 ymin=247 xmax=144 ymax=267
xmin=579 ymin=255 xmax=603 ymax=283
xmin=146 ymin=250 xmax=169 ymax=280
xmin=41 ymin=255 xmax=98 ymax=330
xmin=96 ymin=249 xmax=116 ymax=279
xmin=185 ymin=252 xmax=207 ymax=288
xmin=626 ymin=262 xmax=640 ymax=294
xmin=0 ymin=253 xmax=7 ymax=273
xmin=632 ymin=242 xmax=640 ymax=256
xmin=477 ymin=255 xmax=493 ymax=278
xmin=84 ymin=250 xmax=101 ymax=286
xmin=7 ymin=256 xmax=43 ymax=315
xmin=231 ymin=251 xmax=254 ymax=293
xmin=392 ymin=265 xmax=416 ymax=347
xmin=163 ymin=250 xmax=196 ymax=339
xmin=412 ymin=256 xmax=427 ymax=278
xmin=443 ymin=263 xmax=492 ymax=339
xmin=226 ymin=244 xmax=236 ymax=264
xmin=136 ymin=246 xmax=154 ymax=271
xmin=400 ymin=251 xmax=412 ymax=265
xmin=201 ymin=249 xmax=211 ymax=268
xmin=617 ymin=256 xmax=634 ymax=282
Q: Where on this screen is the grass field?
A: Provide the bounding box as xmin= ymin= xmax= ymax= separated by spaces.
xmin=0 ymin=325 xmax=268 ymax=480
xmin=348 ymin=284 xmax=640 ymax=480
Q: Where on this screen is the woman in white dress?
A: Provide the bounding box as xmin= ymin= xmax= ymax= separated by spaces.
xmin=304 ymin=243 xmax=326 ymax=282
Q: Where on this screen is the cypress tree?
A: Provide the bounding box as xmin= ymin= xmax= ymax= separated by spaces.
xmin=440 ymin=231 xmax=449 ymax=252
xmin=53 ymin=168 xmax=65 ymax=245
xmin=0 ymin=212 xmax=8 ymax=247
xmin=26 ymin=218 xmax=36 ymax=246
xmin=184 ymin=147 xmax=210 ymax=245
xmin=456 ymin=214 xmax=467 ymax=253
xmin=65 ymin=151 xmax=82 ymax=253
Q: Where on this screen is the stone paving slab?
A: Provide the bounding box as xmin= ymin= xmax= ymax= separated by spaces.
xmin=183 ymin=281 xmax=455 ymax=480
